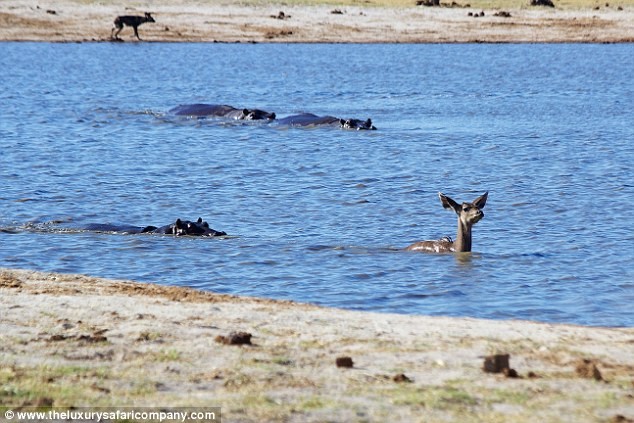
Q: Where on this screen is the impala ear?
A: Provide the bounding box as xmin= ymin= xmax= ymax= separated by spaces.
xmin=473 ymin=192 xmax=488 ymax=209
xmin=439 ymin=192 xmax=461 ymax=214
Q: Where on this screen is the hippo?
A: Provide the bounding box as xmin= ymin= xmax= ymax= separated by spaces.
xmin=82 ymin=218 xmax=226 ymax=237
xmin=276 ymin=113 xmax=376 ymax=130
xmin=142 ymin=217 xmax=226 ymax=237
xmin=169 ymin=104 xmax=276 ymax=120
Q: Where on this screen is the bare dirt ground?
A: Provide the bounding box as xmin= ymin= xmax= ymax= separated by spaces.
xmin=1 ymin=267 xmax=633 ymax=422
xmin=1 ymin=0 xmax=633 ymax=43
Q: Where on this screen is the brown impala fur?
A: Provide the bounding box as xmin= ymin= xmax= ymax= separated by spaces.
xmin=406 ymin=192 xmax=488 ymax=253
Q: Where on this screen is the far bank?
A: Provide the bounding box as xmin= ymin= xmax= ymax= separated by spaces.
xmin=1 ymin=0 xmax=633 ymax=43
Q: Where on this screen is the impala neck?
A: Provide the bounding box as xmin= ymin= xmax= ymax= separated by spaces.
xmin=454 ymin=219 xmax=472 ymax=252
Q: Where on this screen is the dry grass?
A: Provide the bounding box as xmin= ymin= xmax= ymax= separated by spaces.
xmin=1 ymin=268 xmax=634 ymax=422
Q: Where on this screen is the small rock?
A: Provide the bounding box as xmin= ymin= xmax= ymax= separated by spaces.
xmin=503 ymin=367 xmax=520 ymax=378
xmin=483 ymin=354 xmax=510 ymax=373
xmin=531 ymin=0 xmax=555 ymax=7
xmin=215 ymin=331 xmax=252 ymax=345
xmin=393 ymin=373 xmax=412 ymax=383
xmin=335 ymin=356 xmax=354 ymax=368
xmin=416 ymin=0 xmax=441 ymax=6
xmin=611 ymin=415 xmax=634 ymax=423
xmin=271 ymin=11 xmax=290 ymax=20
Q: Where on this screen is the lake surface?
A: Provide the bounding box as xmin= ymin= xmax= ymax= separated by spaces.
xmin=1 ymin=42 xmax=633 ymax=327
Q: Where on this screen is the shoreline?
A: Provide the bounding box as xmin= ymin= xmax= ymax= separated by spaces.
xmin=1 ymin=1 xmax=634 ymax=43
xmin=1 ymin=267 xmax=633 ymax=421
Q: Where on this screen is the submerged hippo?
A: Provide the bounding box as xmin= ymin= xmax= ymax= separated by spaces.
xmin=83 ymin=217 xmax=226 ymax=237
xmin=169 ymin=104 xmax=276 ymax=120
xmin=276 ymin=113 xmax=376 ymax=130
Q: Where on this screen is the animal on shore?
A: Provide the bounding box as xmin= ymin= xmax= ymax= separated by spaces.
xmin=83 ymin=217 xmax=226 ymax=237
xmin=169 ymin=104 xmax=276 ymax=120
xmin=111 ymin=12 xmax=155 ymax=41
xmin=406 ymin=192 xmax=488 ymax=253
xmin=276 ymin=113 xmax=377 ymax=130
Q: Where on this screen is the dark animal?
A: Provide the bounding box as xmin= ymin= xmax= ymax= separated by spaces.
xmin=530 ymin=0 xmax=555 ymax=6
xmin=111 ymin=12 xmax=155 ymax=41
xmin=276 ymin=113 xmax=376 ymax=130
xmin=83 ymin=218 xmax=226 ymax=237
xmin=169 ymin=104 xmax=276 ymax=120
xmin=406 ymin=192 xmax=488 ymax=253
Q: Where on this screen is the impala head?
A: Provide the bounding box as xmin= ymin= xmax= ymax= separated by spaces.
xmin=440 ymin=191 xmax=488 ymax=226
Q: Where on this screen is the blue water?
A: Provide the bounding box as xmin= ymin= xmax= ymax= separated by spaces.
xmin=1 ymin=42 xmax=633 ymax=327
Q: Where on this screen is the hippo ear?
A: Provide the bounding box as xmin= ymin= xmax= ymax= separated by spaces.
xmin=339 ymin=119 xmax=345 ymax=125
xmin=175 ymin=218 xmax=183 ymax=228
xmin=270 ymin=113 xmax=276 ymax=119
xmin=242 ymin=109 xmax=250 ymax=115
xmin=197 ymin=217 xmax=203 ymax=223
xmin=366 ymin=119 xmax=372 ymax=126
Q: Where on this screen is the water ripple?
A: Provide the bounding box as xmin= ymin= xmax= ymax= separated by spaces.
xmin=1 ymin=43 xmax=633 ymax=327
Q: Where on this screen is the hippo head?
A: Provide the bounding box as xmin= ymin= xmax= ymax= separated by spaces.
xmin=169 ymin=217 xmax=226 ymax=237
xmin=339 ymin=118 xmax=377 ymax=130
xmin=241 ymin=109 xmax=276 ymax=121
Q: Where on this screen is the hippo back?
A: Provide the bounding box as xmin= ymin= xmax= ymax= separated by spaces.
xmin=277 ymin=113 xmax=339 ymax=127
xmin=82 ymin=223 xmax=144 ymax=234
xmin=169 ymin=104 xmax=237 ymax=117
xmin=169 ymin=104 xmax=275 ymax=120
xmin=278 ymin=113 xmax=376 ymax=130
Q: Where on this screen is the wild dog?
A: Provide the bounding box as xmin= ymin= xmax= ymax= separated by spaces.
xmin=111 ymin=12 xmax=155 ymax=41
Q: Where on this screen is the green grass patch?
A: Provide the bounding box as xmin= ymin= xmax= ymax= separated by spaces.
xmin=154 ymin=349 xmax=182 ymax=362
xmin=0 ymin=364 xmax=111 ymax=407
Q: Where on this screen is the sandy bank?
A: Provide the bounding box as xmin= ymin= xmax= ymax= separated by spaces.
xmin=1 ymin=0 xmax=634 ymax=43
xmin=1 ymin=267 xmax=633 ymax=422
